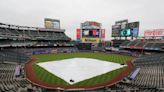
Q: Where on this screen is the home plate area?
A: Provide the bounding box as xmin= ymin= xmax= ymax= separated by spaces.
xmin=37 ymin=58 xmax=126 ymax=85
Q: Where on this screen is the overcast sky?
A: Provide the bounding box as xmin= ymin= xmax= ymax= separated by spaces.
xmin=0 ymin=0 xmax=164 ymax=40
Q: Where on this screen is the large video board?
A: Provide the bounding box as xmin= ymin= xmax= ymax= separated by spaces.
xmin=82 ymin=29 xmax=100 ymax=38
xmin=119 ymin=28 xmax=139 ymax=37
xmin=112 ymin=21 xmax=139 ymax=37
xmin=121 ymin=29 xmax=131 ymax=36
xmin=131 ymin=28 xmax=139 ymax=37
xmin=44 ymin=18 xmax=60 ymax=29
xmin=128 ymin=22 xmax=139 ymax=37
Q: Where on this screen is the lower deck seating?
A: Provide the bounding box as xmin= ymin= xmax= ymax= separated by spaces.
xmin=0 ymin=50 xmax=30 ymax=64
xmin=0 ymin=63 xmax=42 ymax=92
xmin=131 ymin=64 xmax=164 ymax=88
xmin=109 ymin=53 xmax=164 ymax=92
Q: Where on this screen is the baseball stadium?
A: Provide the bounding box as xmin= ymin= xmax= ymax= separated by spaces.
xmin=0 ymin=19 xmax=164 ymax=92
xmin=0 ymin=0 xmax=164 ymax=92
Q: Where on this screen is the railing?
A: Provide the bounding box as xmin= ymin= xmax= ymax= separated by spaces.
xmin=129 ymin=68 xmax=140 ymax=80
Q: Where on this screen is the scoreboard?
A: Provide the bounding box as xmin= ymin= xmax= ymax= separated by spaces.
xmin=76 ymin=21 xmax=105 ymax=44
xmin=82 ymin=29 xmax=100 ymax=38
xmin=44 ymin=18 xmax=60 ymax=29
xmin=112 ymin=25 xmax=121 ymax=37
xmin=112 ymin=20 xmax=139 ymax=37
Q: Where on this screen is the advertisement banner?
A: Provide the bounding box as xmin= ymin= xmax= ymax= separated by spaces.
xmin=81 ymin=38 xmax=100 ymax=43
xmin=92 ymin=30 xmax=97 ymax=36
xmin=81 ymin=21 xmax=101 ymax=29
xmin=115 ymin=19 xmax=128 ymax=25
xmin=101 ymin=29 xmax=105 ymax=38
xmin=144 ymin=29 xmax=164 ymax=36
xmin=76 ymin=29 xmax=81 ymax=39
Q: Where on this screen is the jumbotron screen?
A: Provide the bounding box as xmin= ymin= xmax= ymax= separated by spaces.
xmin=112 ymin=21 xmax=139 ymax=37
xmin=121 ymin=29 xmax=131 ymax=36
xmin=82 ymin=29 xmax=100 ymax=38
xmin=44 ymin=18 xmax=60 ymax=29
xmin=131 ymin=28 xmax=139 ymax=37
xmin=120 ymin=28 xmax=139 ymax=37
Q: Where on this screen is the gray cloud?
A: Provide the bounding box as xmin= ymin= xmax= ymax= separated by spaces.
xmin=0 ymin=0 xmax=164 ymax=40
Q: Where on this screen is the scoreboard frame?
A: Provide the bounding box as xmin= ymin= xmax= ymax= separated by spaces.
xmin=112 ymin=20 xmax=139 ymax=37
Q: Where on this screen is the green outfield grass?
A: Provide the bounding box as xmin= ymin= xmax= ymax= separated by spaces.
xmin=32 ymin=52 xmax=133 ymax=87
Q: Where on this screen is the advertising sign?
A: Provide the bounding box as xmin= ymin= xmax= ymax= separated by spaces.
xmin=128 ymin=22 xmax=139 ymax=29
xmin=115 ymin=19 xmax=128 ymax=25
xmin=76 ymin=29 xmax=81 ymax=39
xmin=144 ymin=29 xmax=164 ymax=36
xmin=81 ymin=21 xmax=101 ymax=29
xmin=101 ymin=29 xmax=105 ymax=38
xmin=81 ymin=38 xmax=100 ymax=43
